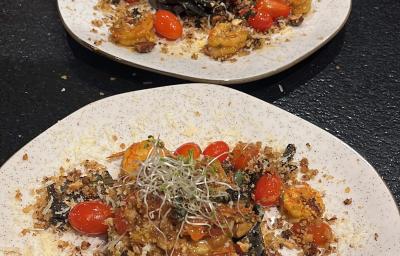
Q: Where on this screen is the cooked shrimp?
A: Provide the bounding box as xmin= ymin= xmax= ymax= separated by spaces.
xmin=282 ymin=183 xmax=324 ymax=219
xmin=110 ymin=12 xmax=156 ymax=47
xmin=121 ymin=139 xmax=154 ymax=174
xmin=204 ymin=23 xmax=249 ymax=59
xmin=121 ymin=138 xmax=170 ymax=174
xmin=289 ymin=0 xmax=312 ymax=15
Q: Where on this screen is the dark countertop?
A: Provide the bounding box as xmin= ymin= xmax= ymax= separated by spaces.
xmin=0 ymin=0 xmax=399 ymax=206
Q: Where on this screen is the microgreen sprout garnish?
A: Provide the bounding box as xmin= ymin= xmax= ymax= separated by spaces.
xmin=131 ymin=138 xmax=240 ymax=229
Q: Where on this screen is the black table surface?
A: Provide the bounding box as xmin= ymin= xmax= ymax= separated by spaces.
xmin=1 ymin=0 xmax=399 ymax=206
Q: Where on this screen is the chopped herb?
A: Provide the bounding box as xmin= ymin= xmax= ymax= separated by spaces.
xmin=234 ymin=171 xmax=245 ymax=186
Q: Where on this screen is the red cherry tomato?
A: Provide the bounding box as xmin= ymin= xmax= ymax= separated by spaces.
xmin=256 ymin=0 xmax=291 ymax=20
xmin=175 ymin=142 xmax=202 ymax=159
xmin=231 ymin=142 xmax=260 ymax=170
xmin=114 ymin=209 xmax=129 ymax=235
xmin=307 ymin=221 xmax=333 ymax=246
xmin=290 ymin=221 xmax=333 ymax=247
xmin=203 ymin=141 xmax=230 ymax=162
xmin=254 ymin=174 xmax=282 ymax=206
xmin=154 ymin=10 xmax=183 ymax=40
xmin=68 ymin=201 xmax=112 ymax=235
xmin=248 ymin=7 xmax=273 ymax=32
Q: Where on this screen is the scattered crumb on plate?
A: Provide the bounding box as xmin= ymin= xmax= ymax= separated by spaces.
xmin=343 ymin=198 xmax=352 ymax=205
xmin=15 ymin=189 xmax=22 ymax=201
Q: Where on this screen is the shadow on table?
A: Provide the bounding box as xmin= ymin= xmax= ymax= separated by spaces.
xmin=66 ymin=36 xmax=185 ymax=92
xmin=66 ymin=27 xmax=346 ymax=102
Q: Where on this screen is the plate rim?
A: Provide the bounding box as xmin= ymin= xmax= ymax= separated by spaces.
xmin=56 ymin=0 xmax=352 ymax=84
xmin=1 ymin=83 xmax=398 ymax=218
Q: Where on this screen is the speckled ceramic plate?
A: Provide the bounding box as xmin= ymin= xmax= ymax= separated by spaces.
xmin=1 ymin=84 xmax=398 ymax=255
xmin=57 ymin=0 xmax=351 ymax=84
